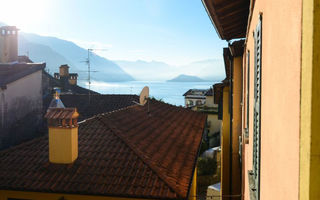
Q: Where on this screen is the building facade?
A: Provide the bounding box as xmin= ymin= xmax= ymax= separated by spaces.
xmin=184 ymin=89 xmax=208 ymax=107
xmin=0 ymin=26 xmax=46 ymax=149
xmin=203 ymin=0 xmax=320 ymax=199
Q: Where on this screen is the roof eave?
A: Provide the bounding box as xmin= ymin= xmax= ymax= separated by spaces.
xmin=201 ymin=0 xmax=224 ymax=39
xmin=202 ymin=0 xmax=250 ymax=40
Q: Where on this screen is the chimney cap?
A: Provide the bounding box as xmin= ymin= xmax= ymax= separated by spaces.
xmin=45 ymin=107 xmax=79 ymax=120
xmin=60 ymin=64 xmax=70 ymax=69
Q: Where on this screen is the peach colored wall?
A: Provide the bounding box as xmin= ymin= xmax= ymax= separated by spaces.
xmin=243 ymin=0 xmax=302 ymax=199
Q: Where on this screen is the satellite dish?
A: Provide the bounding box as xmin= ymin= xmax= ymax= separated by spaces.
xmin=139 ymin=86 xmax=149 ymax=105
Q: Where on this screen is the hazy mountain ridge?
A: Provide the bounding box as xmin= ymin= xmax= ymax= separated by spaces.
xmin=18 ymin=32 xmax=134 ymax=82
xmin=115 ymin=59 xmax=225 ymax=82
xmin=167 ymin=74 xmax=207 ymax=82
xmin=115 ymin=60 xmax=176 ymax=81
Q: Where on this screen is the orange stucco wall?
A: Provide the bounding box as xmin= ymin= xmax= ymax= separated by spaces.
xmin=231 ymin=56 xmax=242 ymax=198
xmin=221 ymin=86 xmax=230 ymax=199
xmin=243 ymin=0 xmax=302 ymax=199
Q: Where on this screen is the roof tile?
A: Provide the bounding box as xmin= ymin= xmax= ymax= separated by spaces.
xmin=0 ymin=100 xmax=206 ymax=199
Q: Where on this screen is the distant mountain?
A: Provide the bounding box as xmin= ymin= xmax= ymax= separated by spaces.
xmin=115 ymin=59 xmax=225 ymax=82
xmin=115 ymin=60 xmax=177 ymax=81
xmin=18 ymin=33 xmax=134 ymax=82
xmin=167 ymin=74 xmax=207 ymax=82
xmin=180 ymin=59 xmax=225 ymax=81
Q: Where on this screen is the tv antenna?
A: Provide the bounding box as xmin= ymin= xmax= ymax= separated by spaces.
xmin=83 ymin=48 xmax=108 ymax=102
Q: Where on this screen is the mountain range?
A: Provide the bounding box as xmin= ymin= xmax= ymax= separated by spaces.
xmin=18 ymin=33 xmax=134 ymax=82
xmin=1 ymin=22 xmax=225 ymax=82
xmin=115 ymin=59 xmax=225 ymax=82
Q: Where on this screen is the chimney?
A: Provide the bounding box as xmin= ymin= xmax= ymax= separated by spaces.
xmin=45 ymin=106 xmax=79 ymax=164
xmin=0 ymin=26 xmax=18 ymax=63
xmin=59 ymin=64 xmax=70 ymax=77
xmin=68 ymin=73 xmax=78 ymax=85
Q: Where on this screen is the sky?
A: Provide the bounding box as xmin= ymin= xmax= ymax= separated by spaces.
xmin=0 ymin=0 xmax=227 ymax=66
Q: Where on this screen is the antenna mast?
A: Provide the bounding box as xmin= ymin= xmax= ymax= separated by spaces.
xmin=85 ymin=48 xmax=107 ymax=103
xmin=87 ymin=49 xmax=92 ymax=102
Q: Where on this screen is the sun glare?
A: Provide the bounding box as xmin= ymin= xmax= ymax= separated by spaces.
xmin=1 ymin=0 xmax=50 ymax=31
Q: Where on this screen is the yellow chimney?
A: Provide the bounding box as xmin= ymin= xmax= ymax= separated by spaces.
xmin=45 ymin=107 xmax=79 ymax=164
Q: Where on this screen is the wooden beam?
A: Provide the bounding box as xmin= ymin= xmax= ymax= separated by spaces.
xmin=220 ymin=6 xmax=249 ymax=20
xmin=216 ymin=0 xmax=247 ymax=14
xmin=220 ymin=15 xmax=248 ymax=27
xmin=224 ymin=23 xmax=246 ymax=32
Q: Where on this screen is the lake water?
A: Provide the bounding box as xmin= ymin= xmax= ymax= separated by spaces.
xmin=79 ymin=81 xmax=216 ymax=106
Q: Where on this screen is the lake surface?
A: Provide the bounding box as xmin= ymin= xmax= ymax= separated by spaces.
xmin=79 ymin=81 xmax=216 ymax=106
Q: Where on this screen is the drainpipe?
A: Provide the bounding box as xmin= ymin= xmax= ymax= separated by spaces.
xmin=229 ymin=55 xmax=234 ymax=199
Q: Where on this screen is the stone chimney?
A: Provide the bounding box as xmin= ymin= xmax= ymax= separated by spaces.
xmin=45 ymin=107 xmax=79 ymax=164
xmin=68 ymin=73 xmax=78 ymax=85
xmin=0 ymin=26 xmax=18 ymax=63
xmin=59 ymin=64 xmax=70 ymax=77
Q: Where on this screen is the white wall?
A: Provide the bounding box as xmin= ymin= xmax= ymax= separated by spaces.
xmin=1 ymin=70 xmax=42 ymax=129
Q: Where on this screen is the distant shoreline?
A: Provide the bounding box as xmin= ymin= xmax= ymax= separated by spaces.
xmin=167 ymin=74 xmax=208 ymax=82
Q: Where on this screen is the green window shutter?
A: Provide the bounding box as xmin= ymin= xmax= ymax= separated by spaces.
xmin=245 ymin=50 xmax=250 ymax=139
xmin=252 ymin=14 xmax=262 ymax=200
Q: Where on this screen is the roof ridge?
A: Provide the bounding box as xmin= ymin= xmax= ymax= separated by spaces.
xmin=97 ymin=116 xmax=184 ymax=198
xmin=78 ymin=104 xmax=138 ymax=124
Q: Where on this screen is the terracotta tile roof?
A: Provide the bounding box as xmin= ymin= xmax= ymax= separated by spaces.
xmin=0 ymin=100 xmax=206 ymax=199
xmin=44 ymin=94 xmax=139 ymax=121
xmin=183 ymin=89 xmax=208 ymax=97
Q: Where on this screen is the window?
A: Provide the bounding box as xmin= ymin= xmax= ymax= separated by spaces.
xmin=196 ymin=100 xmax=202 ymax=105
xmin=245 ymin=50 xmax=250 ymax=141
xmin=251 ymin=15 xmax=262 ymax=200
xmin=248 ymin=15 xmax=262 ymax=200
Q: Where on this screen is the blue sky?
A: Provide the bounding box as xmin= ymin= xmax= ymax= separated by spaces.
xmin=1 ymin=0 xmax=227 ymax=65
